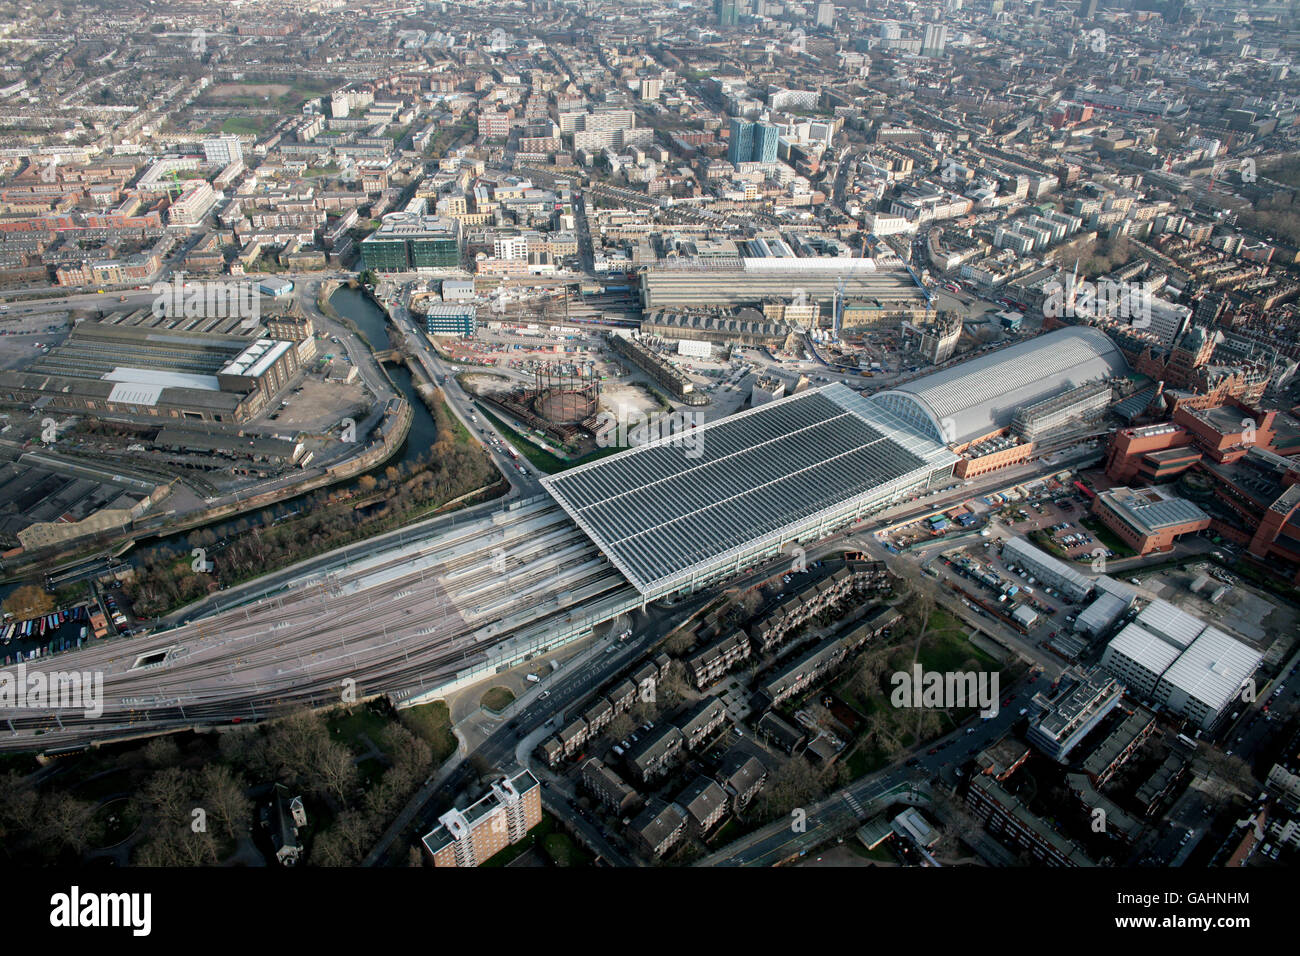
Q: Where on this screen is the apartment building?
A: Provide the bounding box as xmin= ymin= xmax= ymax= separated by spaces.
xmin=581 ymin=757 xmax=641 ymax=816
xmin=686 ymin=629 xmax=751 ymax=689
xmin=1026 ymin=667 xmax=1125 ymax=763
xmin=678 ymin=775 xmax=729 ymax=835
xmin=715 ymin=750 xmax=767 ymax=811
xmin=624 ymin=724 xmax=685 ymax=782
xmin=749 ymin=561 xmax=890 ymax=652
xmin=966 ymin=775 xmax=1094 ymax=866
xmin=677 ymin=696 xmax=728 ymax=751
xmin=421 ymin=771 xmax=542 ymax=867
xmin=629 ymin=799 xmax=686 ymax=858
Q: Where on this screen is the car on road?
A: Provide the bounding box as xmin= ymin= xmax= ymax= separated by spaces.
xmin=537 ymin=690 xmax=550 ymax=700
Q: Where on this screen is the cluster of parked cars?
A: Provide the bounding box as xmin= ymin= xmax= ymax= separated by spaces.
xmin=609 ymin=720 xmax=656 ymax=758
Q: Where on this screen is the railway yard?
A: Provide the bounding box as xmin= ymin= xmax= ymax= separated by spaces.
xmin=0 ymin=498 xmax=637 ymax=750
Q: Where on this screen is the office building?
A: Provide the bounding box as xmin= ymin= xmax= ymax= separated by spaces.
xmin=728 ymin=119 xmax=779 ymax=166
xmin=424 ymin=304 xmax=477 ymax=336
xmin=203 ymin=135 xmax=244 ymax=166
xmin=361 ymin=214 xmax=462 ymax=272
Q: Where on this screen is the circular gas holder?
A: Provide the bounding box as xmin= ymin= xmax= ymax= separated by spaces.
xmin=532 ymin=387 xmax=598 ymax=425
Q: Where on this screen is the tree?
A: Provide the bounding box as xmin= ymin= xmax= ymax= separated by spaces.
xmin=143 ymin=736 xmax=181 ymax=768
xmin=139 ymin=767 xmax=193 ymax=834
xmin=753 ymin=755 xmax=826 ymax=823
xmin=381 ymin=724 xmax=432 ymax=779
xmin=605 ymin=713 xmax=635 ymax=743
xmin=38 ymin=791 xmax=101 ymax=855
xmin=3 ymin=585 xmax=54 ymax=620
xmin=198 ymin=764 xmax=252 ymax=842
xmin=0 ymin=771 xmax=40 ymax=846
xmin=317 ymin=741 xmax=361 ymax=805
xmin=664 ymin=630 xmax=695 ymax=655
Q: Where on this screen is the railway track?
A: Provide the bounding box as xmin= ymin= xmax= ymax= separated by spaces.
xmin=0 ymin=501 xmax=632 ymax=750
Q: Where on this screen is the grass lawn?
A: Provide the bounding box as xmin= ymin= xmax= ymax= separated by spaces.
xmin=916 ymin=611 xmax=999 ymax=673
xmin=480 ymin=686 xmax=515 ymax=714
xmin=355 ymin=756 xmax=387 ymax=789
xmin=220 ymin=116 xmax=269 ymax=135
xmin=399 ymin=701 xmax=458 ymax=764
xmin=707 ymin=816 xmax=749 ymax=848
xmin=542 ymin=832 xmax=593 ymax=867
xmin=1079 ymin=516 xmax=1137 ymax=558
xmin=835 ymin=610 xmax=1000 ymax=781
xmin=482 ymin=813 xmax=557 ymax=867
xmin=847 ymin=839 xmax=896 ymax=863
xmin=326 ymin=705 xmax=391 ymax=757
xmin=90 ymin=797 xmax=141 ymax=849
xmin=441 ymin=397 xmax=474 ymax=446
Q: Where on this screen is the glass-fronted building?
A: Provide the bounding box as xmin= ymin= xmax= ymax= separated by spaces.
xmin=360 ymin=214 xmax=462 ymax=272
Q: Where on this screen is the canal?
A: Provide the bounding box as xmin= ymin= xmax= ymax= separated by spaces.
xmin=0 ymin=285 xmax=439 ymax=637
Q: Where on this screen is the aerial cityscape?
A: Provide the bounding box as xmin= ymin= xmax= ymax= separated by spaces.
xmin=0 ymin=0 xmax=1294 ymax=905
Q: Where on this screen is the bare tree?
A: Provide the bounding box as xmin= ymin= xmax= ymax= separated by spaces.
xmin=753 ymin=755 xmax=826 ymax=822
xmin=38 ymin=791 xmax=101 ymax=855
xmin=0 ymin=771 xmax=40 ymax=842
xmin=198 ymin=764 xmax=252 ymax=842
xmin=316 ymin=741 xmax=360 ymax=806
xmin=143 ymin=735 xmax=181 ymax=768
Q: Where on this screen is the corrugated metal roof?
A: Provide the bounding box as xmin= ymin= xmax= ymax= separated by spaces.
xmin=1107 ymin=622 xmax=1181 ymax=676
xmin=1159 ymin=626 xmax=1262 ymax=713
xmin=1137 ymin=599 xmax=1202 ymax=649
xmin=876 ymin=326 xmax=1128 ymax=444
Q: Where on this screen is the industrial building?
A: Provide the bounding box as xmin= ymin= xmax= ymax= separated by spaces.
xmin=640 ymin=309 xmax=790 ymax=350
xmin=639 ymin=257 xmax=929 ymax=321
xmin=1074 ymin=576 xmax=1137 ymax=638
xmin=544 ymin=384 xmax=958 ymax=598
xmin=0 ymin=321 xmax=300 ymax=423
xmin=1001 ymin=536 xmax=1095 ymax=602
xmin=604 ymin=332 xmax=706 ymax=404
xmin=1099 ymin=600 xmax=1262 ymax=731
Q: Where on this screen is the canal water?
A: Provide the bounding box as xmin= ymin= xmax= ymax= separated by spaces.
xmin=142 ymin=284 xmax=440 ymax=554
xmin=0 ymin=286 xmax=440 ymax=639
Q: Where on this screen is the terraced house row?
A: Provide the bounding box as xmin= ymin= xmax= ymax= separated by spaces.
xmin=535 ymin=653 xmax=672 ymax=768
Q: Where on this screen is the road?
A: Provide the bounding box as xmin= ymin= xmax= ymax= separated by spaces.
xmin=381 ymin=294 xmax=542 ymax=495
xmin=696 ymin=672 xmax=1043 ymax=866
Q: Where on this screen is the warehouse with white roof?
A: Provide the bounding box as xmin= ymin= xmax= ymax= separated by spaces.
xmin=1100 ymin=599 xmax=1262 ymax=730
